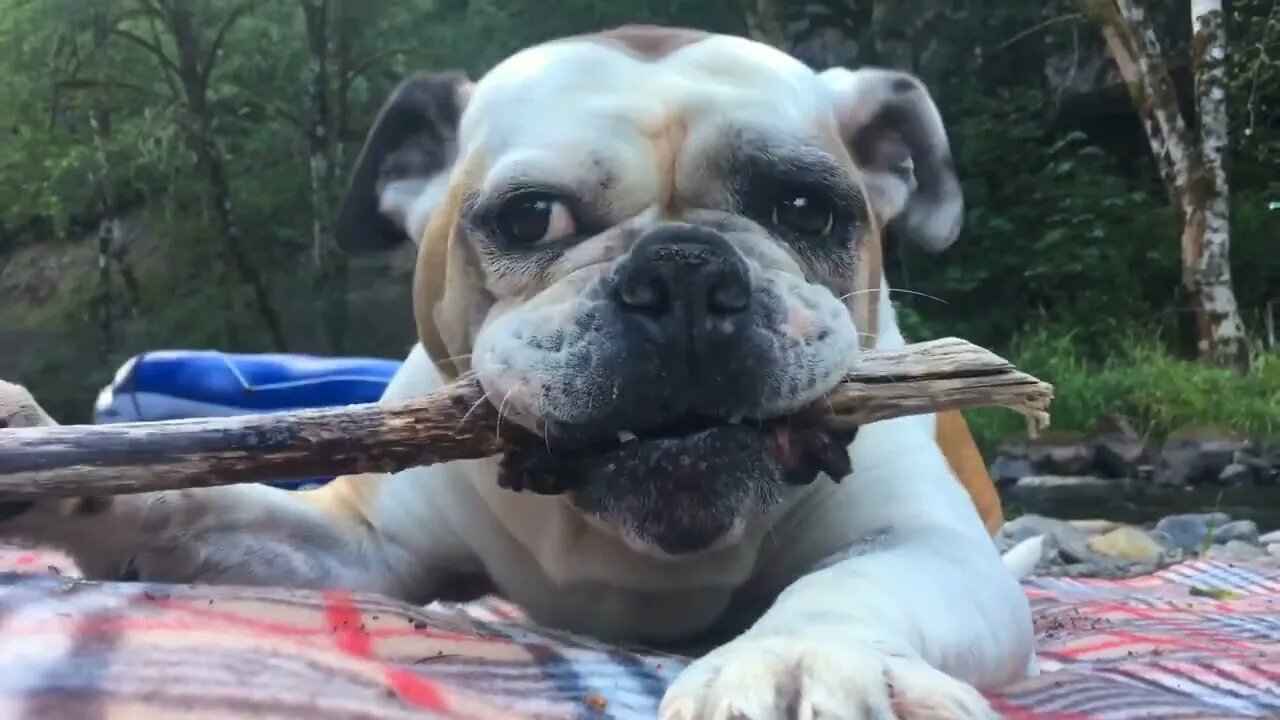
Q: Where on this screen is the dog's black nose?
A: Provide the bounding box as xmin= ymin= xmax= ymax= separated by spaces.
xmin=611 ymin=224 xmax=751 ymax=339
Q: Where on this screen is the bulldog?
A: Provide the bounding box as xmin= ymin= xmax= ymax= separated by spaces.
xmin=0 ymin=25 xmax=1040 ymax=719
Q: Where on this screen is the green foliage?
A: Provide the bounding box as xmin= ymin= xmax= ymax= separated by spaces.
xmin=890 ymin=85 xmax=1186 ymax=352
xmin=1228 ymin=0 xmax=1280 ymax=183
xmin=966 ymin=323 xmax=1280 ymax=454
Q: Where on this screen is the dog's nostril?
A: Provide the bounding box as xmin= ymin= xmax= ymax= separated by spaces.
xmin=615 ymin=266 xmax=669 ymax=313
xmin=708 ymin=274 xmax=750 ymax=315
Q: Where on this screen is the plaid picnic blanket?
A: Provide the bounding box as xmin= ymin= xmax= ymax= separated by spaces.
xmin=0 ymin=547 xmax=1277 ymax=720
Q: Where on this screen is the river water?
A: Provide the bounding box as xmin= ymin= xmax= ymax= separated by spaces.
xmin=1005 ymin=484 xmax=1280 ymax=529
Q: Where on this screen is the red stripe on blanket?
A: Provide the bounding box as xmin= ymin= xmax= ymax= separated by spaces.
xmin=323 ymin=590 xmax=448 ymax=713
xmin=149 ymin=595 xmax=490 ymax=643
xmin=1061 ymin=628 xmax=1251 ymax=658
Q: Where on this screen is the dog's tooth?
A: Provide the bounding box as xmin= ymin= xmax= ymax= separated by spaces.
xmin=617 ymin=430 xmax=637 ymax=443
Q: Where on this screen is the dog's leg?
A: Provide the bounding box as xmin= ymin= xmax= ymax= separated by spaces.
xmin=0 ymin=380 xmax=453 ymax=599
xmin=660 ymin=416 xmax=1036 ymax=720
xmin=1 ymin=484 xmax=424 ymax=595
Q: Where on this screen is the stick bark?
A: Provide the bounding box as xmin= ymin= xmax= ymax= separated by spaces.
xmin=0 ymin=338 xmax=1052 ymax=500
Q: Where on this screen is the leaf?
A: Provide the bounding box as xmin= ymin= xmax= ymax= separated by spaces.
xmin=1188 ymin=586 xmax=1238 ymax=601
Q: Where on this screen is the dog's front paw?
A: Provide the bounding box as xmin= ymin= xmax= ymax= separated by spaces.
xmin=659 ymin=634 xmax=996 ymax=720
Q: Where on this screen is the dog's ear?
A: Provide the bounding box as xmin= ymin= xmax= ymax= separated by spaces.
xmin=335 ymin=71 xmax=473 ymax=253
xmin=819 ymin=67 xmax=962 ymax=253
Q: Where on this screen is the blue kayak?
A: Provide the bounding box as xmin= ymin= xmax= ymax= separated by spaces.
xmin=93 ymin=350 xmax=404 ymax=489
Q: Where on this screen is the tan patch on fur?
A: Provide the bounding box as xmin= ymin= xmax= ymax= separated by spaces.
xmin=295 ymin=473 xmax=384 ymax=528
xmin=851 ymin=232 xmax=883 ymax=350
xmin=644 ymin=112 xmax=689 ymax=215
xmin=582 ymin=25 xmax=710 ymax=61
xmin=810 ymin=118 xmax=884 ymax=349
xmin=554 ymin=232 xmax=632 ymax=278
xmin=414 ymin=152 xmax=490 ymax=381
xmin=936 ymin=410 xmax=1004 ymax=535
xmin=58 ymin=496 xmax=112 ymax=517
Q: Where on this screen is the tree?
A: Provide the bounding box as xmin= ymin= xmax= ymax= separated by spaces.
xmin=1081 ymin=0 xmax=1249 ymax=369
xmin=299 ymin=0 xmax=349 ymax=353
xmin=113 ymin=0 xmax=289 ymax=351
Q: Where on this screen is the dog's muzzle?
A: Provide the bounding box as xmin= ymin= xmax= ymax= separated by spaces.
xmin=495 ymin=223 xmax=857 ymax=556
xmin=539 ymin=224 xmax=775 ymax=445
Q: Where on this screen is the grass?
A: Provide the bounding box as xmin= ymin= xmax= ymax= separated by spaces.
xmin=965 ymin=325 xmax=1280 ymax=455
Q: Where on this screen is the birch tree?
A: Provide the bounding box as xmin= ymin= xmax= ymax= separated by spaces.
xmin=1082 ymin=0 xmax=1249 ymax=369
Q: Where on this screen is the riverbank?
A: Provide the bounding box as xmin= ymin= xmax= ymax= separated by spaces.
xmin=998 ymin=511 xmax=1280 ymax=579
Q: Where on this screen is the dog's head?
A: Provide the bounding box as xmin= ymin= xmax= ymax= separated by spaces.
xmin=336 ymin=26 xmax=963 ymax=558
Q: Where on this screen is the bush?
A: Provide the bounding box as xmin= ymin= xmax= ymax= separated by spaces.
xmin=965 ymin=324 xmax=1280 ymax=455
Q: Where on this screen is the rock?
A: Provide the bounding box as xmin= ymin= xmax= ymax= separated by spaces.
xmin=1239 ymin=451 xmax=1277 ymax=486
xmin=1091 ymin=414 xmax=1151 ymax=479
xmin=1148 ymin=529 xmax=1179 ymax=551
xmin=1025 ymin=430 xmax=1095 ymax=476
xmin=1260 ymin=529 xmax=1280 ymax=545
xmin=1154 ymin=512 xmax=1233 ymax=553
xmin=1005 ymin=475 xmax=1114 ymax=504
xmin=1212 ymin=520 xmax=1260 ymax=545
xmin=1204 ymin=540 xmax=1267 ymax=563
xmin=1156 ymin=426 xmax=1255 ymax=486
xmin=996 ymin=431 xmax=1096 ymax=480
xmin=989 ymin=453 xmax=1035 ymax=486
xmin=999 ymin=514 xmax=1106 ymax=566
xmin=1265 ymin=449 xmax=1280 ymax=486
xmin=1087 ymin=526 xmax=1164 ymax=562
xmin=1070 ymin=519 xmax=1121 ymax=535
xmin=1218 ymin=462 xmax=1255 ymax=486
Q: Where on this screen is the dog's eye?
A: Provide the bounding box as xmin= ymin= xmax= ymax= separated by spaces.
xmin=493 ymin=193 xmax=576 ymax=246
xmin=772 ymin=192 xmax=835 ymax=236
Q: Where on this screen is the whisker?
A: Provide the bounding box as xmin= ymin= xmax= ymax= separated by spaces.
xmin=839 ymin=287 xmax=949 ymax=305
xmin=432 ymin=351 xmax=474 ymax=367
xmin=819 ymin=394 xmax=836 ymax=416
xmin=455 ymin=391 xmax=494 ymax=435
xmin=495 ymin=383 xmax=523 ymax=439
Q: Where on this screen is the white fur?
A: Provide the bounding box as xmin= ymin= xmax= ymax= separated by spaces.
xmin=380 ymin=176 xmax=452 ymax=245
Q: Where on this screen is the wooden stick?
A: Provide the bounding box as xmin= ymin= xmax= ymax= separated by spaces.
xmin=0 ymin=338 xmax=1052 ymax=500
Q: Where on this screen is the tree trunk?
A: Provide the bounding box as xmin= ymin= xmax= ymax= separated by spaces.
xmin=301 ymin=0 xmax=348 ymax=354
xmin=1189 ymin=0 xmax=1248 ymax=368
xmin=89 ymin=8 xmax=116 ymax=356
xmin=1082 ymin=0 xmax=1249 ymax=370
xmin=164 ymin=0 xmax=289 ymax=351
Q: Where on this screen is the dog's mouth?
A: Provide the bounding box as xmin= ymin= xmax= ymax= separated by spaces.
xmin=499 ymin=408 xmax=855 ymax=495
xmin=615 ymin=412 xmax=778 ymax=443
xmin=496 ymin=410 xmax=855 ymax=556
